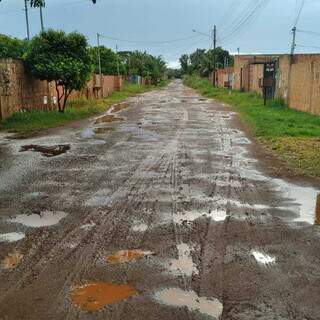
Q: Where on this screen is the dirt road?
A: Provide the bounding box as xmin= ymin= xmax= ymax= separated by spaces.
xmin=0 ymin=80 xmax=319 ymax=320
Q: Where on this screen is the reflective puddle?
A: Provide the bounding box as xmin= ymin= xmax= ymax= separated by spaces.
xmin=80 ymin=128 xmax=95 ymax=139
xmin=106 ymin=249 xmax=154 ymax=264
xmin=9 ymin=210 xmax=68 ymax=227
xmin=155 ymin=288 xmax=223 ymax=318
xmin=71 ymin=282 xmax=137 ymax=311
xmin=1 ymin=251 xmax=23 ymax=269
xmin=0 ymin=232 xmax=25 ymax=243
xmin=132 ymin=221 xmax=148 ymax=232
xmin=168 ymin=243 xmax=198 ymax=277
xmin=20 ymin=144 xmax=70 ymax=157
xmin=95 ymin=115 xmax=125 ymax=124
xmin=251 ymin=250 xmax=276 ymax=265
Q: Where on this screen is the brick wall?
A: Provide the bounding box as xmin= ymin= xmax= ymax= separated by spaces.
xmin=216 ymin=67 xmax=234 ymax=88
xmin=0 ymin=59 xmax=125 ymax=120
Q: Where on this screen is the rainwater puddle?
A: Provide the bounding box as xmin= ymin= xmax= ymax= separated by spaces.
xmin=112 ymin=103 xmax=130 ymax=113
xmin=168 ymin=243 xmax=198 ymax=277
xmin=81 ymin=222 xmax=96 ymax=230
xmin=95 ymin=115 xmax=125 ymax=124
xmin=1 ymin=251 xmax=23 ymax=269
xmin=70 ymin=282 xmax=137 ymax=311
xmin=132 ymin=221 xmax=148 ymax=232
xmin=209 ymin=209 xmax=227 ymax=222
xmin=155 ymin=288 xmax=223 ymax=319
xmin=80 ymin=128 xmax=95 ymax=139
xmin=94 ymin=127 xmax=115 ymax=135
xmin=20 ymin=144 xmax=70 ymax=157
xmin=9 ymin=210 xmax=67 ymax=227
xmin=106 ymin=249 xmax=154 ymax=264
xmin=252 ymin=250 xmax=276 ymax=265
xmin=0 ymin=232 xmax=25 ymax=243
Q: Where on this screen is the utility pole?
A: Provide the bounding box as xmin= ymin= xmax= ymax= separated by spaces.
xmin=116 ymin=45 xmax=120 ymax=77
xmin=24 ymin=0 xmax=30 ymax=40
xmin=291 ymin=26 xmax=297 ymax=56
xmin=96 ymin=33 xmax=103 ymax=97
xmin=213 ymin=25 xmax=217 ymax=87
xmin=40 ymin=5 xmax=44 ymax=32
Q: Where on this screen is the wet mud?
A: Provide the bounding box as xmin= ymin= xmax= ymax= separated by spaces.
xmin=95 ymin=115 xmax=125 ymax=124
xmin=70 ymin=282 xmax=137 ymax=311
xmin=1 ymin=251 xmax=23 ymax=270
xmin=106 ymin=250 xmax=154 ymax=264
xmin=20 ymin=144 xmax=70 ymax=157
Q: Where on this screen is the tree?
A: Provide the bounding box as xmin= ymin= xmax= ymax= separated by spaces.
xmin=25 ymin=29 xmax=93 ymax=113
xmin=179 ymin=54 xmax=190 ymax=75
xmin=89 ymin=46 xmax=124 ymax=75
xmin=0 ymin=34 xmax=28 ymax=59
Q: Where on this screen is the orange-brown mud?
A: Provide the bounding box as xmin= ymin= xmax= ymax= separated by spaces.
xmin=70 ymin=282 xmax=137 ymax=311
xmin=1 ymin=251 xmax=23 ymax=270
xmin=106 ymin=249 xmax=154 ymax=264
xmin=95 ymin=115 xmax=125 ymax=124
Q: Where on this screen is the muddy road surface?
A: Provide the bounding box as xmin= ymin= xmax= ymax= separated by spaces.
xmin=0 ymin=80 xmax=320 ymax=320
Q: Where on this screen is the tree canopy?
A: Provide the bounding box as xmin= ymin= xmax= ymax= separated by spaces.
xmin=0 ymin=34 xmax=28 ymax=59
xmin=179 ymin=47 xmax=234 ymax=77
xmin=25 ymin=29 xmax=92 ymax=112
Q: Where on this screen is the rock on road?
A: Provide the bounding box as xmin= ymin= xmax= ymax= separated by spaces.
xmin=0 ymin=80 xmax=319 ymax=319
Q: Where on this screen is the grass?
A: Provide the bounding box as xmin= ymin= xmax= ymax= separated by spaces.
xmin=0 ymin=83 xmax=163 ymax=134
xmin=184 ymin=75 xmax=320 ymax=177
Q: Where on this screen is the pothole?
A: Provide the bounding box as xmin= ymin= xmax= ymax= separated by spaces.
xmin=70 ymin=282 xmax=137 ymax=311
xmin=106 ymin=249 xmax=154 ymax=264
xmin=20 ymin=144 xmax=70 ymax=157
xmin=154 ymin=288 xmax=223 ymax=318
xmin=112 ymin=103 xmax=130 ymax=113
xmin=0 ymin=232 xmax=25 ymax=243
xmin=95 ymin=115 xmax=125 ymax=124
xmin=1 ymin=251 xmax=23 ymax=270
xmin=94 ymin=127 xmax=115 ymax=135
xmin=8 ymin=210 xmax=68 ymax=227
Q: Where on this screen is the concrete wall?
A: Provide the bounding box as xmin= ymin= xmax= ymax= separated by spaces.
xmin=0 ymin=59 xmax=52 ymax=120
xmin=277 ymin=54 xmax=320 ymax=115
xmin=0 ymin=59 xmax=125 ymax=120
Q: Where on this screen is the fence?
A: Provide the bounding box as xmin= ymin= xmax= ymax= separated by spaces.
xmin=0 ymin=59 xmax=124 ymax=120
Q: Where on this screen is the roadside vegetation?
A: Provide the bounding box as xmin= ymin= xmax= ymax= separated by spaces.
xmin=184 ymin=75 xmax=320 ymax=178
xmin=0 ymin=83 xmax=162 ymax=134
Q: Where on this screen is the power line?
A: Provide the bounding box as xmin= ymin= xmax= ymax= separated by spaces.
xmin=297 ymin=29 xmax=320 ymax=37
xmin=99 ymin=34 xmax=201 ymax=45
xmin=296 ymin=44 xmax=320 ymax=50
xmin=294 ymin=0 xmax=306 ymax=27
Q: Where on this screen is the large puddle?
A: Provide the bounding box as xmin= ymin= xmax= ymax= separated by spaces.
xmin=168 ymin=243 xmax=198 ymax=277
xmin=71 ymin=282 xmax=137 ymax=311
xmin=155 ymin=288 xmax=223 ymax=318
xmin=0 ymin=232 xmax=25 ymax=243
xmin=106 ymin=249 xmax=154 ymax=264
xmin=111 ymin=103 xmax=130 ymax=113
xmin=9 ymin=210 xmax=67 ymax=227
xmin=1 ymin=251 xmax=23 ymax=270
xmin=95 ymin=115 xmax=125 ymax=124
xmin=20 ymin=144 xmax=70 ymax=157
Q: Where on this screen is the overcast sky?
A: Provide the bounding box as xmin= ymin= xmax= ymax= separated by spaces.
xmin=1 ymin=0 xmax=320 ymax=68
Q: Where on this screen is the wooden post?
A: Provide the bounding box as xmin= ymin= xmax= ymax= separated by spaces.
xmin=315 ymin=194 xmax=320 ymax=225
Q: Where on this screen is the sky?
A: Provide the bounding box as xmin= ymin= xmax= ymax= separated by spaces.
xmin=1 ymin=0 xmax=320 ymax=68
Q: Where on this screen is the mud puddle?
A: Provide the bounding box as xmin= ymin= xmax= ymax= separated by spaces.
xmin=111 ymin=103 xmax=130 ymax=113
xmin=1 ymin=251 xmax=23 ymax=270
xmin=95 ymin=115 xmax=125 ymax=124
xmin=20 ymin=144 xmax=70 ymax=157
xmin=71 ymin=282 xmax=137 ymax=311
xmin=106 ymin=249 xmax=154 ymax=264
xmin=251 ymin=250 xmax=276 ymax=265
xmin=168 ymin=243 xmax=198 ymax=277
xmin=94 ymin=127 xmax=115 ymax=135
xmin=155 ymin=288 xmax=223 ymax=318
xmin=9 ymin=210 xmax=67 ymax=227
xmin=81 ymin=222 xmax=96 ymax=230
xmin=0 ymin=232 xmax=25 ymax=243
